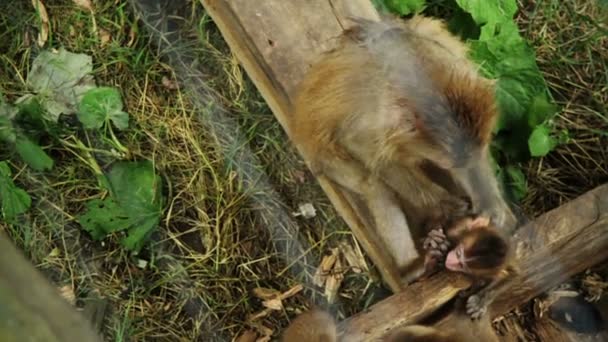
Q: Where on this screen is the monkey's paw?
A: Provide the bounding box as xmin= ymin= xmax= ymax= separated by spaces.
xmin=466 ymin=294 xmax=487 ymax=320
xmin=423 ymin=228 xmax=450 ymax=258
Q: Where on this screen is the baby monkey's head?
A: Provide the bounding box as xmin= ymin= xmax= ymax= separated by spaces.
xmin=445 ymin=216 xmax=510 ymax=279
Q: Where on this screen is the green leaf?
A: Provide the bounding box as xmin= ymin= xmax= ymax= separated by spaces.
xmin=78 ymin=87 xmax=129 ymax=130
xmin=504 ymin=165 xmax=527 ymax=202
xmin=78 ymin=198 xmax=138 ymax=240
xmin=0 ymin=161 xmax=32 ymax=221
xmin=26 ymin=48 xmax=96 ymax=121
xmin=447 ymin=9 xmax=481 ymax=40
xmin=528 ymin=124 xmax=557 ymax=157
xmin=14 ymin=136 xmax=54 ymax=171
xmin=0 ymin=97 xmax=18 ymax=143
xmin=0 ymin=116 xmax=16 ymax=143
xmin=382 ymin=0 xmax=426 ymax=15
xmin=78 ymin=160 xmax=164 ymax=252
xmin=454 ymin=0 xmax=517 ymax=27
xmin=466 ymin=19 xmax=557 ymax=161
xmin=527 ymin=94 xmax=558 ymax=127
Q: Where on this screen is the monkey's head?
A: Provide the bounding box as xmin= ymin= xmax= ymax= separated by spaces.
xmin=444 ymin=217 xmax=510 ymax=279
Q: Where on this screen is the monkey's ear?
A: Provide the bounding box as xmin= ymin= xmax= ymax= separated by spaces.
xmin=468 ymin=216 xmax=490 ymax=230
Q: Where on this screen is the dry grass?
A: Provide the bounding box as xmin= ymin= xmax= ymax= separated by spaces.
xmin=0 ymin=0 xmax=606 ymax=341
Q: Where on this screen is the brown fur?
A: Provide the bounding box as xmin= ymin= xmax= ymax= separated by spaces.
xmin=280 ymin=309 xmax=337 ymax=342
xmin=291 ymin=14 xmax=517 ymax=273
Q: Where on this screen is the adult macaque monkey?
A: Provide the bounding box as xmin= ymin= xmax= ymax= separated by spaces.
xmin=291 ymin=14 xmax=517 ymax=277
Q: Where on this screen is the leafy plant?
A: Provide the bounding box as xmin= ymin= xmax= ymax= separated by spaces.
xmin=375 ymin=0 xmax=426 ymax=15
xmin=0 ymin=161 xmax=31 ymax=221
xmin=1 ymin=47 xmax=162 ymax=252
xmin=78 ymin=160 xmax=165 ymax=253
xmin=78 ymin=87 xmax=129 ymax=130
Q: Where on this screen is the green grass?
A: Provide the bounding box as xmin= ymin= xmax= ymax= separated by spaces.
xmin=0 ymin=0 xmax=607 ymax=341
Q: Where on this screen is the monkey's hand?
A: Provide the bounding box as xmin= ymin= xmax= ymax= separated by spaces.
xmin=423 ymin=228 xmax=450 ymax=259
xmin=422 ymin=228 xmax=450 ymax=274
xmin=465 ymin=293 xmax=488 ymax=320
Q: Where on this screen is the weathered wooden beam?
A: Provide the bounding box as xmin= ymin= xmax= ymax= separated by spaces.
xmin=200 ymin=0 xmax=417 ymax=292
xmin=339 ymin=272 xmax=471 ymax=341
xmin=0 ymin=234 xmax=103 ymax=342
xmin=339 ymin=183 xmax=608 ymax=340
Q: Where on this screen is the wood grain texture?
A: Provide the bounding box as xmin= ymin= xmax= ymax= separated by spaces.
xmin=490 ymin=183 xmax=608 ymax=317
xmin=200 ymin=0 xmax=414 ymax=292
xmin=0 ymin=235 xmax=103 ymax=342
xmin=338 ymin=272 xmax=471 ymax=341
xmin=340 ymin=183 xmax=608 ymax=339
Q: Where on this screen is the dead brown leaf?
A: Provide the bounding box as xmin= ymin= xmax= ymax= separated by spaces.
xmin=162 ymin=76 xmax=179 ymax=90
xmin=99 ymin=28 xmax=111 ymax=46
xmin=252 ymin=287 xmax=280 ymax=301
xmin=324 ymin=257 xmax=345 ymax=304
xmin=31 ymin=0 xmax=49 ymax=47
xmin=73 ymin=0 xmax=94 ymax=11
xmin=313 ymin=252 xmax=337 ymax=287
xmin=58 ymin=285 xmax=76 ymax=306
xmin=262 ymin=298 xmax=283 ymax=311
xmin=339 ymin=240 xmax=367 ymax=273
xmin=247 ymin=308 xmax=272 ymax=322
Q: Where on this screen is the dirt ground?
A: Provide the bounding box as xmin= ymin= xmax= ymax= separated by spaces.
xmin=0 ymin=0 xmax=607 ymax=341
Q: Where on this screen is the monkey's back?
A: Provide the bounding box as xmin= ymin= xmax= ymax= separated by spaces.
xmin=291 ymin=15 xmax=496 ymax=173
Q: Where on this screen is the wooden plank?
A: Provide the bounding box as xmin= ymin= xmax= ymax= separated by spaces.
xmin=200 ymin=0 xmax=414 ymax=292
xmin=339 ymin=183 xmax=608 ymax=338
xmin=0 ymin=234 xmax=103 ymax=342
xmin=338 ymin=272 xmax=471 ymax=341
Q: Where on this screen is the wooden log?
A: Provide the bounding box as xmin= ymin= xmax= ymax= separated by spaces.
xmin=200 ymin=0 xmax=417 ymax=292
xmin=0 ymin=234 xmax=103 ymax=342
xmin=339 ymin=183 xmax=608 ymax=340
xmin=338 ymin=272 xmax=471 ymax=341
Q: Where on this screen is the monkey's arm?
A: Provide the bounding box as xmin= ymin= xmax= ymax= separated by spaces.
xmin=465 ymin=265 xmax=516 ymax=320
xmin=319 ymin=155 xmax=420 ymax=271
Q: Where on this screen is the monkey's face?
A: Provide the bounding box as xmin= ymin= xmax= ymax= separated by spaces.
xmin=445 ymin=220 xmax=509 ymax=278
xmin=451 ymin=151 xmax=518 ymax=233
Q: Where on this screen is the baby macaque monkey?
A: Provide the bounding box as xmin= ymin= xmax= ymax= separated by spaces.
xmin=422 ymin=214 xmax=510 ymax=280
xmin=290 ymin=14 xmax=518 ymax=277
xmin=421 ymin=205 xmax=514 ymax=320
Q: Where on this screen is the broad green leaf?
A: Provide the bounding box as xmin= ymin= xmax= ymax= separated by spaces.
xmin=468 ymin=20 xmax=555 ymax=160
xmin=504 ymin=165 xmax=527 ymax=202
xmin=78 ymin=160 xmax=164 ymax=252
xmin=447 ymin=9 xmax=480 ymax=40
xmin=0 ymin=116 xmax=16 ymax=143
xmin=528 ymin=124 xmax=557 ymax=157
xmin=14 ymin=136 xmax=54 ymax=171
xmin=0 ymin=98 xmax=18 ymax=143
xmin=26 ymin=48 xmax=96 ymax=121
xmin=527 ymin=94 xmax=558 ymax=127
xmin=0 ymin=161 xmax=32 ymax=221
xmin=383 ymin=0 xmax=426 ymax=15
xmin=78 ymin=87 xmax=129 ymax=130
xmin=120 ymin=215 xmax=161 ymax=252
xmin=78 ymin=198 xmax=138 ymax=240
xmin=454 ymin=0 xmax=517 ymax=26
